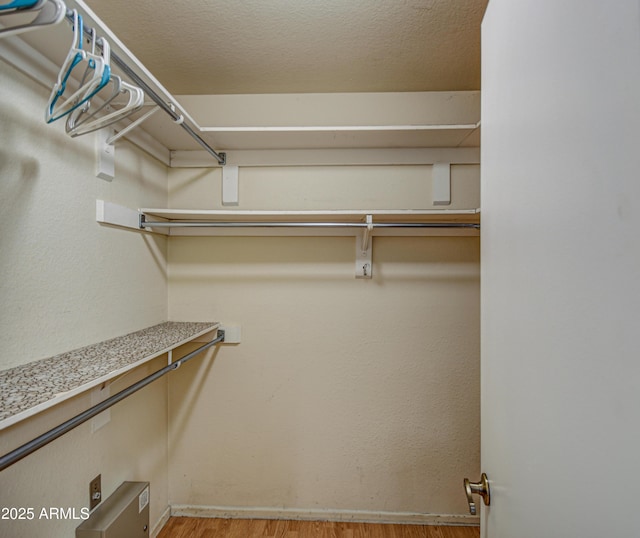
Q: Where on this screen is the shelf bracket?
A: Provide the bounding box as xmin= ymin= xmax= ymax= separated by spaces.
xmin=95 ymin=128 xmax=115 ymax=181
xmin=355 ymin=215 xmax=373 ymax=279
xmin=222 ymin=165 xmax=240 ymax=206
xmin=432 ymin=162 xmax=451 ymax=206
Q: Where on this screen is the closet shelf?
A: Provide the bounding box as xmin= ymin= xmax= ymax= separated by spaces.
xmin=155 ymin=123 xmax=481 ymax=153
xmin=97 ymin=202 xmax=479 ymax=279
xmin=141 ymin=208 xmax=479 ymax=221
xmin=139 ymin=208 xmax=481 ymax=236
xmin=0 ymin=321 xmax=219 ymax=430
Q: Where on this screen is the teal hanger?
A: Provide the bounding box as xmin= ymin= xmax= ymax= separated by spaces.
xmin=0 ymin=0 xmax=64 ymax=38
xmin=66 ymin=74 xmax=145 ymax=137
xmin=69 ymin=29 xmax=112 ymax=115
xmin=45 ymin=10 xmax=86 ymax=122
xmin=65 ymin=38 xmax=141 ymax=137
xmin=0 ymin=0 xmax=43 ymax=11
xmin=45 ymin=11 xmax=111 ymax=123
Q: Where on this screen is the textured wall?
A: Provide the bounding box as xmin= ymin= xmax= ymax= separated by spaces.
xmin=0 ymin=67 xmax=168 ymax=370
xmin=0 ymin=46 xmax=481 ymax=532
xmin=0 ymin=60 xmax=170 ymax=537
xmin=167 ymin=166 xmax=480 ymax=519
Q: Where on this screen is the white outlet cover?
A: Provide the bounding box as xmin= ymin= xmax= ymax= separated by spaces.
xmin=221 ymin=325 xmax=241 ymax=343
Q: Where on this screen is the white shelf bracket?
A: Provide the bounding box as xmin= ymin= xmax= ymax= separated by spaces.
xmin=95 ymin=128 xmax=115 ymax=181
xmin=355 ymin=215 xmax=373 ymax=279
xmin=222 ymin=165 xmax=240 ymax=206
xmin=362 ymin=214 xmax=373 ymax=251
xmin=432 ymin=162 xmax=451 ymax=206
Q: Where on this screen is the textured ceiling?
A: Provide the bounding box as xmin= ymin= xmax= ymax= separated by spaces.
xmin=83 ymin=0 xmax=488 ymax=95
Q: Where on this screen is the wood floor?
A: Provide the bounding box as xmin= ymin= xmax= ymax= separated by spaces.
xmin=157 ymin=517 xmax=480 ymax=538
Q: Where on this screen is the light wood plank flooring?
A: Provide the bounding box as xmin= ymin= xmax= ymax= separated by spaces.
xmin=157 ymin=517 xmax=480 ymax=538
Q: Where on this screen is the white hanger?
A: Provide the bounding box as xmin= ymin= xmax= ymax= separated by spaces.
xmin=66 ymin=72 xmax=124 ymax=134
xmin=66 ymin=39 xmax=145 ymax=137
xmin=0 ymin=0 xmax=65 ymax=39
xmin=0 ymin=1 xmax=46 ymax=14
xmin=45 ymin=11 xmax=111 ymax=123
xmin=66 ymin=81 xmax=145 ymax=137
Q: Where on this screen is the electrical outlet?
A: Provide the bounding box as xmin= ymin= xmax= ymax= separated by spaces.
xmin=89 ymin=474 xmax=102 ymax=511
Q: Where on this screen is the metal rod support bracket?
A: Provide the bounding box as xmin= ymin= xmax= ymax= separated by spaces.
xmin=356 ymin=215 xmax=373 ymax=279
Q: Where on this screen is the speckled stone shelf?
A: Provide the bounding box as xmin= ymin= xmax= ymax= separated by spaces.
xmin=0 ymin=321 xmax=219 ymax=430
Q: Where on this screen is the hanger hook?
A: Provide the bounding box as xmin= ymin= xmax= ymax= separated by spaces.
xmin=71 ymin=9 xmax=83 ymax=51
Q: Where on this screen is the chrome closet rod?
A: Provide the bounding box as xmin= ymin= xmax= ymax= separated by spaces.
xmin=63 ymin=11 xmax=226 ymax=165
xmin=139 ymin=220 xmax=480 ymax=229
xmin=0 ymin=331 xmax=225 ymax=473
xmin=109 ymin=54 xmax=225 ymax=165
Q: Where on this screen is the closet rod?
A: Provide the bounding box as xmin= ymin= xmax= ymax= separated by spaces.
xmin=139 ymin=220 xmax=481 ymax=230
xmin=0 ymin=330 xmax=225 ymax=473
xmin=63 ymin=10 xmax=226 ymax=166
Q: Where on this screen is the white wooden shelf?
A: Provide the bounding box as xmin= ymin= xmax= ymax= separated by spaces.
xmin=165 ymin=123 xmax=481 ymax=153
xmin=97 ymin=201 xmax=480 ymax=237
xmin=97 ymin=201 xmax=479 ymax=279
xmin=164 ymin=93 xmax=481 ymax=155
xmin=140 ymin=207 xmax=480 ymax=226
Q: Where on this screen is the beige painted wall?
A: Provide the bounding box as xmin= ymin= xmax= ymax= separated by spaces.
xmin=0 ymin=50 xmax=481 ymax=531
xmin=167 ymin=165 xmax=480 ymax=519
xmin=0 ymin=60 xmax=170 ymax=536
xmin=169 ymin=165 xmax=480 ymax=211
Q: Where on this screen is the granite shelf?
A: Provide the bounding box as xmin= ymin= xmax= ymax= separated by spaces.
xmin=0 ymin=321 xmax=219 ymax=430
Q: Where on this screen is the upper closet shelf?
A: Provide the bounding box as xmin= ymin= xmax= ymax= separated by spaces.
xmin=156 ymin=92 xmax=481 ymax=155
xmin=154 ymin=122 xmax=481 ymax=155
xmin=1 ymin=1 xmax=480 ymax=165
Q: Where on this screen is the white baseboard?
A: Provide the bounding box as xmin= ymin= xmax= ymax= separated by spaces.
xmin=151 ymin=505 xmax=172 ymax=538
xmin=169 ymin=505 xmax=479 ymax=527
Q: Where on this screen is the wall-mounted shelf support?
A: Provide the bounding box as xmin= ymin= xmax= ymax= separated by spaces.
xmin=432 ymin=162 xmax=451 ymax=206
xmin=222 ymin=165 xmax=240 ymax=206
xmin=356 ymin=215 xmax=374 ymax=279
xmin=96 ymin=128 xmax=115 ymax=181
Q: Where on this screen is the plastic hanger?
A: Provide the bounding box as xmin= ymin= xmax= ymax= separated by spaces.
xmin=45 ymin=10 xmax=88 ymax=122
xmin=66 ymin=78 xmax=145 ymax=137
xmin=73 ymin=30 xmax=112 ymax=105
xmin=0 ymin=0 xmax=64 ymax=38
xmin=0 ymin=0 xmax=44 ymax=12
xmin=45 ymin=11 xmax=111 ymax=123
xmin=66 ymin=73 xmax=123 ymax=134
xmin=66 ymin=38 xmax=145 ymax=137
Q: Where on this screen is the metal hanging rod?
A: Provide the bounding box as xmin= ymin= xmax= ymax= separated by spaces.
xmin=63 ymin=10 xmax=226 ymax=165
xmin=0 ymin=330 xmax=225 ymax=473
xmin=138 ymin=219 xmax=480 ymax=230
